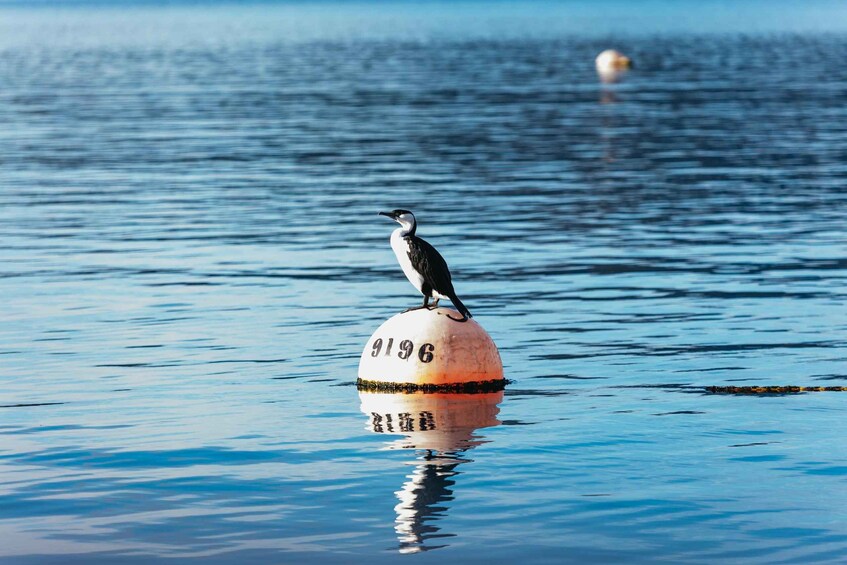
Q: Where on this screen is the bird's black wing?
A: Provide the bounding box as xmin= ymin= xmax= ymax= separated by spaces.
xmin=406 ymin=235 xmax=455 ymax=295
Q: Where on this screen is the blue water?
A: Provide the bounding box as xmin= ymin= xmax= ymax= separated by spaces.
xmin=1 ymin=1 xmax=847 ymax=563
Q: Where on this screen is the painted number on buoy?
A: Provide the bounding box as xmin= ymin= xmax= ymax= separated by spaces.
xmin=417 ymin=343 xmax=434 ymax=363
xmin=398 ymin=340 xmax=413 ymax=359
xmin=371 ymin=338 xmax=435 ymax=363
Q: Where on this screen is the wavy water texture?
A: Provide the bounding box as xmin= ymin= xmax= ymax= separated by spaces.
xmin=1 ymin=3 xmax=847 ymax=564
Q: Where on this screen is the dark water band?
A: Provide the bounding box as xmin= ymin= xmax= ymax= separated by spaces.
xmin=356 ymin=378 xmax=508 ymax=394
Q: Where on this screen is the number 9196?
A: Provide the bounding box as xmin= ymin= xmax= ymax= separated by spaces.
xmin=370 ymin=338 xmax=434 ymax=363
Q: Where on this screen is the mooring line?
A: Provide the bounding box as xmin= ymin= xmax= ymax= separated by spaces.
xmin=704 ymin=386 xmax=847 ymax=394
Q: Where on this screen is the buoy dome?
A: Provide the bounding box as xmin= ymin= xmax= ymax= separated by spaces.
xmin=358 ymin=307 xmax=503 ymax=388
xmin=595 ymin=49 xmax=632 ymax=73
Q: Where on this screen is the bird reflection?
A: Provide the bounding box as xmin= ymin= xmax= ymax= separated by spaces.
xmin=597 ymin=68 xmax=627 ymax=85
xmin=393 ymin=453 xmax=459 ymax=553
xmin=359 ymin=391 xmax=503 ymax=554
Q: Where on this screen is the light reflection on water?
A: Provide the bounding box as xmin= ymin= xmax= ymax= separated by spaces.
xmin=1 ymin=2 xmax=847 ymax=564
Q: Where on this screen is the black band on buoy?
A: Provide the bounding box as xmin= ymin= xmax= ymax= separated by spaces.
xmin=356 ymin=378 xmax=508 ymax=394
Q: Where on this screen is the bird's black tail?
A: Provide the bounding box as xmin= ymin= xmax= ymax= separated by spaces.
xmin=447 ymin=294 xmax=472 ymax=322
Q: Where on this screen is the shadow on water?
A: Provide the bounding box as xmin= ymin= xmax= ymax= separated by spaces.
xmin=359 ymin=391 xmax=503 ymax=554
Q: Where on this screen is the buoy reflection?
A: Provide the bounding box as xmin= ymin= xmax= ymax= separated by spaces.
xmin=597 ymin=68 xmax=627 ymax=84
xmin=359 ymin=391 xmax=503 ymax=554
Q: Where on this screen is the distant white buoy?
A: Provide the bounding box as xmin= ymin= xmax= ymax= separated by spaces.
xmin=357 ymin=307 xmax=504 ymax=391
xmin=595 ymin=49 xmax=632 ymax=82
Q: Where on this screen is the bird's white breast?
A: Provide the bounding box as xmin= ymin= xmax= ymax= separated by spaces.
xmin=390 ymin=229 xmax=425 ymax=294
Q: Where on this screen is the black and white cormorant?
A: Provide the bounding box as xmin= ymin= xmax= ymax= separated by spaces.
xmin=379 ymin=209 xmax=472 ymax=322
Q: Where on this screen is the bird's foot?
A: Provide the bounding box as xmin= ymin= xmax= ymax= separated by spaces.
xmin=447 ymin=313 xmax=470 ymax=323
xmin=402 ymin=305 xmax=429 ymax=314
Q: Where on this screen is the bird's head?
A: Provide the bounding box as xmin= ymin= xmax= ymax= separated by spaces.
xmin=379 ymin=209 xmax=416 ymax=235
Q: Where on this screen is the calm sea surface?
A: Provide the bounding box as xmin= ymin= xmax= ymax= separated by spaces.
xmin=1 ymin=2 xmax=847 ymax=563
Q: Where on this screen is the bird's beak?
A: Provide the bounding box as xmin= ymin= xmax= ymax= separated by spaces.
xmin=378 ymin=211 xmax=395 ymax=219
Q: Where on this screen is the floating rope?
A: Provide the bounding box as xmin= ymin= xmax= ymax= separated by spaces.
xmin=356 ymin=378 xmax=508 ymax=394
xmin=705 ymin=385 xmax=847 ymax=394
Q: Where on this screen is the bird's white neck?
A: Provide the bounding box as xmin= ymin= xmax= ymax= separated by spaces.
xmin=396 ymin=214 xmax=416 ymax=237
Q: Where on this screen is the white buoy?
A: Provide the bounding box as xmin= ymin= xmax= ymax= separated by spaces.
xmin=595 ymin=49 xmax=632 ymax=82
xmin=357 ymin=307 xmax=504 ymax=391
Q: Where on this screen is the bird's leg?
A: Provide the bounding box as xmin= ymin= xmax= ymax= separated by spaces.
xmin=402 ymin=295 xmax=430 ymax=313
xmin=429 ymin=298 xmax=440 ymax=309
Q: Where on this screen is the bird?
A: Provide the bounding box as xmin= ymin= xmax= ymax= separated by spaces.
xmin=379 ymin=209 xmax=472 ymax=322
